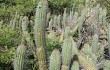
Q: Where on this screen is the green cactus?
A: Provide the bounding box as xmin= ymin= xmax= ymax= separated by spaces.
xmin=78 ymin=52 xmax=97 ymax=70
xmin=34 ymin=0 xmax=48 ymax=70
xmin=49 ymin=49 xmax=61 ymax=70
xmin=83 ymin=43 xmax=92 ymax=55
xmin=46 ymin=12 xmax=51 ymax=27
xmin=91 ymin=34 xmax=99 ymax=54
xmin=104 ymin=60 xmax=110 ymax=70
xmin=108 ymin=24 xmax=110 ymax=56
xmin=48 ymin=18 xmax=53 ymax=30
xmin=0 ymin=20 xmax=3 ymax=29
xmin=53 ymin=15 xmax=57 ymax=28
xmin=71 ymin=61 xmax=79 ymax=70
xmin=62 ymin=8 xmax=67 ymax=28
xmin=71 ymin=37 xmax=78 ymax=56
xmin=64 ymin=26 xmax=72 ymax=38
xmin=22 ymin=16 xmax=29 ymax=31
xmin=57 ymin=15 xmax=61 ymax=29
xmin=62 ymin=37 xmax=72 ymax=70
xmin=13 ymin=44 xmax=26 ymax=70
xmin=102 ymin=7 xmax=107 ymax=24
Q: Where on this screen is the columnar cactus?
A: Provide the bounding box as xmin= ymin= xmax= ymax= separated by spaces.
xmin=0 ymin=20 xmax=3 ymax=29
xmin=71 ymin=61 xmax=79 ymax=70
xmin=49 ymin=49 xmax=61 ymax=70
xmin=91 ymin=34 xmax=99 ymax=54
xmin=14 ymin=44 xmax=26 ymax=70
xmin=104 ymin=60 xmax=110 ymax=70
xmin=22 ymin=16 xmax=29 ymax=31
xmin=62 ymin=8 xmax=67 ymax=28
xmin=61 ymin=36 xmax=72 ymax=70
xmin=78 ymin=52 xmax=97 ymax=70
xmin=108 ymin=24 xmax=110 ymax=56
xmin=34 ymin=0 xmax=48 ymax=70
xmin=22 ymin=16 xmax=34 ymax=48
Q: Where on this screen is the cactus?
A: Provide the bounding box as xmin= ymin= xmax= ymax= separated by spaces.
xmin=34 ymin=0 xmax=48 ymax=70
xmin=64 ymin=26 xmax=72 ymax=38
xmin=49 ymin=49 xmax=61 ymax=70
xmin=46 ymin=12 xmax=51 ymax=27
xmin=62 ymin=8 xmax=67 ymax=28
xmin=104 ymin=60 xmax=110 ymax=70
xmin=62 ymin=37 xmax=72 ymax=70
xmin=57 ymin=15 xmax=61 ymax=29
xmin=71 ymin=61 xmax=79 ymax=70
xmin=13 ymin=44 xmax=26 ymax=70
xmin=78 ymin=51 xmax=97 ymax=70
xmin=22 ymin=16 xmax=29 ymax=31
xmin=48 ymin=18 xmax=53 ymax=30
xmin=83 ymin=43 xmax=92 ymax=55
xmin=108 ymin=24 xmax=110 ymax=56
xmin=0 ymin=20 xmax=3 ymax=29
xmin=53 ymin=15 xmax=57 ymax=28
xmin=71 ymin=37 xmax=78 ymax=56
xmin=91 ymin=34 xmax=99 ymax=54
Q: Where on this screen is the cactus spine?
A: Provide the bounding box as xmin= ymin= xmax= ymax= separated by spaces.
xmin=14 ymin=44 xmax=26 ymax=70
xmin=34 ymin=0 xmax=48 ymax=70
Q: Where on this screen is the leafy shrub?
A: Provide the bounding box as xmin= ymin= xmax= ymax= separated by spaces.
xmin=48 ymin=0 xmax=84 ymax=13
xmin=0 ymin=24 xmax=21 ymax=47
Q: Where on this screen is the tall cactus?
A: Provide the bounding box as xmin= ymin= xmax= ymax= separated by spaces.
xmin=34 ymin=0 xmax=48 ymax=70
xmin=13 ymin=44 xmax=26 ymax=70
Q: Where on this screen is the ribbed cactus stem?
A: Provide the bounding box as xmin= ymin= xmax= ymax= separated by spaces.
xmin=34 ymin=0 xmax=48 ymax=70
xmin=91 ymin=34 xmax=99 ymax=54
xmin=108 ymin=24 xmax=110 ymax=56
xmin=102 ymin=7 xmax=107 ymax=24
xmin=57 ymin=15 xmax=61 ymax=29
xmin=71 ymin=37 xmax=78 ymax=56
xmin=71 ymin=61 xmax=79 ymax=70
xmin=48 ymin=18 xmax=53 ymax=30
xmin=78 ymin=51 xmax=97 ymax=70
xmin=46 ymin=12 xmax=50 ymax=27
xmin=104 ymin=60 xmax=110 ymax=70
xmin=0 ymin=20 xmax=3 ymax=29
xmin=62 ymin=37 xmax=72 ymax=70
xmin=53 ymin=15 xmax=57 ymax=28
xmin=12 ymin=19 xmax=16 ymax=30
xmin=49 ymin=49 xmax=61 ymax=70
xmin=22 ymin=16 xmax=34 ymax=48
xmin=64 ymin=26 xmax=72 ymax=38
xmin=14 ymin=44 xmax=26 ymax=70
xmin=62 ymin=8 xmax=67 ymax=28
xmin=22 ymin=16 xmax=29 ymax=31
xmin=61 ymin=65 xmax=69 ymax=70
xmin=83 ymin=43 xmax=92 ymax=55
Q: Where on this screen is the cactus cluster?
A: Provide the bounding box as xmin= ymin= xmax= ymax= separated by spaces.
xmin=11 ymin=0 xmax=110 ymax=70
